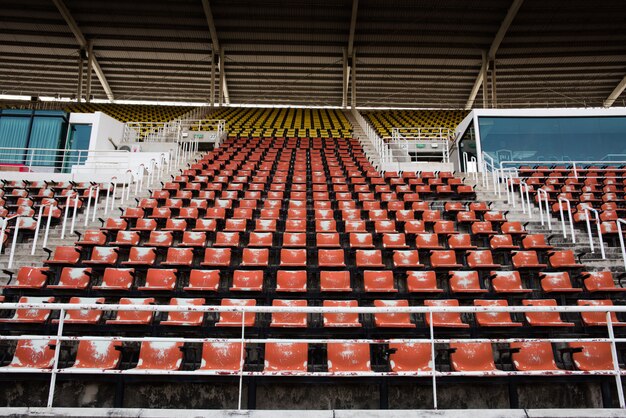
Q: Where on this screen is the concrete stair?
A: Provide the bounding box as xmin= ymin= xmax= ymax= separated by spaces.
xmin=0 ymin=152 xmax=204 ymax=284
xmin=469 ymin=173 xmax=626 ymax=275
xmin=343 ymin=109 xmax=382 ymax=169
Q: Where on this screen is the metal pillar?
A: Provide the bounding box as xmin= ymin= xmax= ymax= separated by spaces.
xmin=350 ymin=49 xmax=356 ymax=108
xmin=210 ymin=52 xmax=216 ymax=107
xmin=219 ymin=49 xmax=225 ymax=106
xmin=481 ymin=50 xmax=488 ymax=109
xmin=342 ymin=48 xmax=348 ymax=109
xmin=77 ymin=50 xmax=84 ymax=103
xmin=85 ymin=40 xmax=93 ymax=103
xmin=491 ymin=58 xmax=497 ymax=108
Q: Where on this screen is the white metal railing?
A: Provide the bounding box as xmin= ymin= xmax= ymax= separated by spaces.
xmin=581 ymin=204 xmax=606 ymax=260
xmin=616 ymin=219 xmax=626 ymax=272
xmin=499 ymin=160 xmax=626 ymax=177
xmin=351 ymin=109 xmax=393 ymax=169
xmin=0 ymin=147 xmax=131 ymax=174
xmin=388 ymin=127 xmax=452 ymax=164
xmin=536 ymin=188 xmax=552 ymax=230
xmin=557 ymin=197 xmax=576 ymax=244
xmin=0 ymin=302 xmax=624 ymax=410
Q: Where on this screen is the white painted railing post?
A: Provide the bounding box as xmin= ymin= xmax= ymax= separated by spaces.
xmin=557 ymin=197 xmax=576 ymax=243
xmin=46 ymin=308 xmax=65 ymax=408
xmin=60 ymin=194 xmax=72 ymax=239
xmin=7 ymin=217 xmax=20 ymax=269
xmin=70 ymin=194 xmax=80 ymax=235
xmin=606 ymin=313 xmax=626 ymax=408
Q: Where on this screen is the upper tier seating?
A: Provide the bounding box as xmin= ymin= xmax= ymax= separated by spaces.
xmin=362 ymin=110 xmax=468 ymax=139
xmin=199 ymin=108 xmax=353 ymax=138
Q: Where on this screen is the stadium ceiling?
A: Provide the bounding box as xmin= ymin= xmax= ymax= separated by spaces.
xmin=1 ymin=0 xmax=626 ymax=108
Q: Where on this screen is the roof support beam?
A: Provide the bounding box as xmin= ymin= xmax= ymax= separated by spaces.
xmin=52 ymin=0 xmax=114 ymax=101
xmin=465 ymin=0 xmax=523 ymax=109
xmin=202 ymin=0 xmax=229 ymax=104
xmin=604 ymin=75 xmax=626 ymax=107
xmin=347 ymin=0 xmax=359 ymax=58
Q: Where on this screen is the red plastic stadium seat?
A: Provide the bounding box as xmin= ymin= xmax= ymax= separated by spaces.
xmin=110 ymin=231 xmax=140 ymax=247
xmin=161 ymin=298 xmax=206 ymax=326
xmin=522 ymin=299 xmax=574 ymax=327
xmin=363 ymin=270 xmax=397 ymax=292
xmin=474 ymin=299 xmax=522 ymax=327
xmin=280 ymin=249 xmax=307 ymax=267
xmin=160 ymin=248 xmax=194 ymax=267
xmin=521 ymin=234 xmax=553 ymax=250
xmin=389 ymin=343 xmax=432 ymax=372
xmin=48 ymin=267 xmax=92 ymax=290
xmin=281 ymin=232 xmax=305 ymax=248
xmin=447 ymin=234 xmax=477 ymax=250
xmin=539 ymin=272 xmax=583 ymax=293
xmin=511 ymin=251 xmax=547 ymax=269
xmin=84 ymin=247 xmax=119 ymax=266
xmin=489 ymin=271 xmax=532 ymax=294
xmin=548 ymin=250 xmax=584 ymax=269
xmin=568 ymin=343 xmax=615 ymax=371
xmin=216 ymin=299 xmax=256 ymax=327
xmin=415 ymin=234 xmax=443 ymax=250
xmin=248 ymin=232 xmax=273 ymax=247
xmin=322 ymin=300 xmax=361 ymax=327
xmin=133 ymin=342 xmax=184 ymax=371
xmin=466 ymin=250 xmax=501 ymax=269
xmin=101 ymin=218 xmax=127 ymax=232
xmin=121 ymin=247 xmax=156 ymax=266
xmin=424 ymin=299 xmax=469 ymax=328
xmin=510 ymin=342 xmax=559 ymax=371
xmin=76 ymin=230 xmax=107 ymax=246
xmin=184 ymin=270 xmax=220 ymax=291
xmin=43 ymin=246 xmax=81 ymax=265
xmin=449 ymin=343 xmax=497 ymax=372
xmin=429 ymin=250 xmax=461 ymax=269
xmin=214 ymin=232 xmax=240 ymax=247
xmin=577 ymin=300 xmax=626 ymax=326
xmin=327 ymin=343 xmax=370 ymax=372
xmin=349 ymin=233 xmax=375 ymax=248
xmin=373 ymin=299 xmax=415 ymax=328
xmin=448 ymin=271 xmax=486 ymax=293
xmin=0 ymin=296 xmax=54 ymax=324
xmin=264 ymin=343 xmax=308 ymax=372
xmin=4 ymin=339 xmax=56 ymax=369
xmin=146 ymin=231 xmax=173 ymax=247
xmin=320 ymin=271 xmax=352 ymax=291
xmin=271 ymin=299 xmax=307 ymax=327
xmin=318 ymin=249 xmax=346 ymax=267
xmin=132 ymin=218 xmax=158 ymax=233
xmin=201 ymin=248 xmax=232 ymax=267
xmin=276 ymin=270 xmax=307 ymax=292
xmin=106 ymin=298 xmax=155 ymax=325
xmin=489 ymin=234 xmax=519 ymax=251
xmin=4 ymin=267 xmax=50 ymax=289
xmin=231 ymin=270 xmax=264 ymax=291
xmin=180 ymin=231 xmax=207 ymax=248
xmin=68 ymin=340 xmax=122 ymax=370
xmin=138 ymin=268 xmax=177 ymax=291
xmin=198 ymin=342 xmax=243 ymax=372
xmin=193 ymin=219 xmax=217 ymax=232
xmin=582 ymin=271 xmax=624 ymax=292
xmin=406 ymin=271 xmax=443 ymax=293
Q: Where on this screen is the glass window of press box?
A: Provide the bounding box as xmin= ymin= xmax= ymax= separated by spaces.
xmin=478 ymin=116 xmax=626 ymax=166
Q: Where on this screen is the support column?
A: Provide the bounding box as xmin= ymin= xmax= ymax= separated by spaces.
xmin=210 ymin=52 xmax=216 ymax=108
xmin=481 ymin=50 xmax=488 ymax=109
xmin=350 ymin=49 xmax=356 ymax=108
xmin=77 ymin=49 xmax=84 ymax=103
xmin=85 ymin=40 xmax=93 ymax=103
xmin=342 ymin=48 xmax=348 ymax=109
xmin=219 ymin=49 xmax=225 ymax=106
xmin=491 ymin=58 xmax=497 ymax=108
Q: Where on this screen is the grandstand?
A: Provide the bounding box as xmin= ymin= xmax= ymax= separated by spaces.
xmin=1 ymin=0 xmax=626 ymax=416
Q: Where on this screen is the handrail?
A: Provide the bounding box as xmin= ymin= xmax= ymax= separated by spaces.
xmin=536 ymin=188 xmax=552 ymax=230
xmin=6 ymin=216 xmax=28 ymax=269
xmin=31 ymin=201 xmax=57 ymax=255
xmin=518 ymin=181 xmax=532 ymax=218
xmin=580 ymin=203 xmax=606 ymax=259
xmin=616 ymin=219 xmax=626 ymax=272
xmin=0 ymin=214 xmax=19 ymax=255
xmin=0 ymin=302 xmax=624 ymax=409
xmin=557 ymin=196 xmax=576 ymax=243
